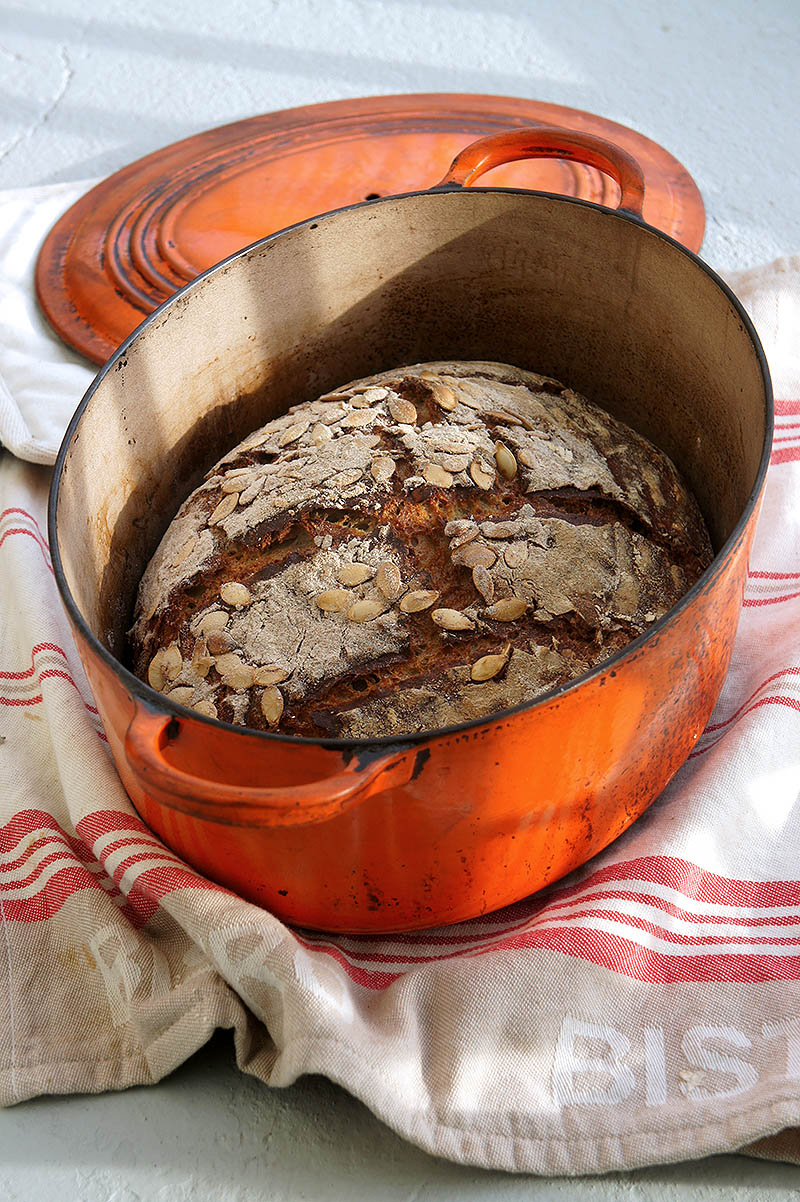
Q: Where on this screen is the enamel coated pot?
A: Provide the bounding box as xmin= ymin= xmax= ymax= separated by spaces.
xmin=50 ymin=128 xmax=772 ymax=932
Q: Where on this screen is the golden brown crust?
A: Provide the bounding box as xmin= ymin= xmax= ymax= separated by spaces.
xmin=129 ymin=361 xmax=713 ymax=738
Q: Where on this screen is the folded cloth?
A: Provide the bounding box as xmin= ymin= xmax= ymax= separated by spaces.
xmin=2 ymin=180 xmax=800 ymax=1175
xmin=0 ymin=182 xmax=96 ymax=463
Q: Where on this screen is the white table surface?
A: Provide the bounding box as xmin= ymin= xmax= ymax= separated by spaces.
xmin=1 ymin=1 xmax=800 ymax=1197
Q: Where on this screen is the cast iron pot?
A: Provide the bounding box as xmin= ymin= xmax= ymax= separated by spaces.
xmin=49 ymin=128 xmax=772 ymax=932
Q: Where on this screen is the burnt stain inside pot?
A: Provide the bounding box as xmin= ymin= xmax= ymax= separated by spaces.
xmin=127 ymin=361 xmax=713 ymax=740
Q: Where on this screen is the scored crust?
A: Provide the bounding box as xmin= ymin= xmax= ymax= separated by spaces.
xmin=129 ymin=361 xmax=713 ymax=738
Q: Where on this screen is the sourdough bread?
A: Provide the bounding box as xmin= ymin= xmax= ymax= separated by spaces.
xmin=129 ymin=362 xmax=713 ymax=738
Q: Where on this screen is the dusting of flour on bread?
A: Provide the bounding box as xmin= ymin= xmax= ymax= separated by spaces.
xmin=130 ymin=362 xmax=712 ymax=737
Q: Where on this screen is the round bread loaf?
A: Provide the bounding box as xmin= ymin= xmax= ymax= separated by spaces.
xmin=129 ymin=361 xmax=713 ymax=738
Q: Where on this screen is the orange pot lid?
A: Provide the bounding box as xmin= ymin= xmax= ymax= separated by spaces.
xmin=36 ymin=93 xmax=705 ymax=365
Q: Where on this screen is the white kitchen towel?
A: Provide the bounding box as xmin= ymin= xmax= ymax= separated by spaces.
xmin=2 ymin=180 xmax=800 ymax=1175
xmin=0 ymin=181 xmax=96 ymax=463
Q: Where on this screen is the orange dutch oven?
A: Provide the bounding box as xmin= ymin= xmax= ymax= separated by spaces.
xmin=49 ymin=128 xmax=772 ymax=932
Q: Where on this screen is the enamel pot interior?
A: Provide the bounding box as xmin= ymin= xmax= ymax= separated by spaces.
xmin=55 ymin=189 xmax=767 ymax=660
xmin=50 ymin=187 xmax=771 ymax=928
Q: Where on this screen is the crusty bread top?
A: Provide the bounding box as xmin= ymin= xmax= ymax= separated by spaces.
xmin=130 ymin=361 xmax=712 ymax=738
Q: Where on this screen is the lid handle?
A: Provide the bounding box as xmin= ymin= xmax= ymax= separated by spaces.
xmin=435 ymin=125 xmax=645 ymax=218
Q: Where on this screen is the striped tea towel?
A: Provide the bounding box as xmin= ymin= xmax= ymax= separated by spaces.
xmin=2 ymin=178 xmax=800 ymax=1173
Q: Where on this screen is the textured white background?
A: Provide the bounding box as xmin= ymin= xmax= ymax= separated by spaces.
xmin=1 ymin=0 xmax=799 ymax=270
xmin=1 ymin=0 xmax=800 ymax=1197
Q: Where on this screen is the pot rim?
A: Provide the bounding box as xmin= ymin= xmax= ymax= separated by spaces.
xmin=48 ymin=184 xmax=774 ymax=753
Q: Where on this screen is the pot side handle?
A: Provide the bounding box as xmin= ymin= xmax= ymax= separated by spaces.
xmin=124 ymin=709 xmax=418 ymax=827
xmin=434 ymin=125 xmax=645 ymax=219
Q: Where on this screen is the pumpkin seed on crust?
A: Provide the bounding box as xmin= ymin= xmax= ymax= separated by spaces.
xmin=495 ymin=441 xmax=518 ymax=480
xmin=376 ymin=562 xmax=403 ymax=600
xmin=207 ymin=630 xmax=235 ymax=655
xmin=219 ymin=581 xmax=252 ymax=608
xmin=222 ymin=662 xmax=255 ymax=691
xmin=471 ymin=650 xmax=511 ymax=682
xmin=208 ymin=492 xmax=238 ymax=525
xmin=430 ymin=382 xmax=458 ymax=411
xmin=486 ymin=597 xmax=527 ymax=621
xmin=191 ymin=637 xmax=214 ymax=679
xmin=147 ymin=650 xmax=167 ymax=692
xmin=454 ymin=542 xmax=497 ymax=569
xmin=469 ymin=460 xmax=494 ymax=490
xmin=472 ymin=564 xmax=494 ymax=602
xmin=388 ymin=395 xmax=417 ymax=424
xmin=261 ymin=686 xmax=284 ymax=726
xmin=254 ymin=665 xmax=291 ymax=686
xmin=214 ymin=652 xmax=245 ymax=675
xmin=278 ymin=420 xmax=310 ymax=446
xmin=422 ymin=463 xmax=453 ymax=489
xmin=310 ymin=423 xmax=332 ymax=445
xmin=162 ymin=642 xmax=183 ymax=681
xmin=196 ymin=609 xmax=229 ymax=634
xmin=316 ymin=588 xmax=351 ymax=612
xmin=432 ymin=608 xmax=475 ymax=632
xmin=221 ymin=475 xmax=250 ymax=494
xmin=337 ymin=563 xmax=375 ymax=587
xmin=347 ymin=598 xmax=386 ymax=622
xmin=173 ymin=535 xmax=198 ymax=565
xmin=399 ymin=589 xmax=439 ymax=613
xmin=370 ymin=454 xmax=395 ymax=482
xmin=340 ymin=410 xmax=375 ymax=428
xmin=503 ymin=543 xmax=528 ymax=568
xmin=361 ymin=386 xmax=389 ymax=403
